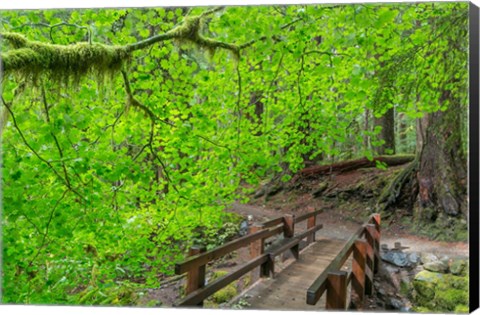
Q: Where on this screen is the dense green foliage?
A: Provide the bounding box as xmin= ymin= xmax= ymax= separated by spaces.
xmin=0 ymin=2 xmax=468 ymax=305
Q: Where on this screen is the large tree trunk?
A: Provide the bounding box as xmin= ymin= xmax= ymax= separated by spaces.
xmin=414 ymin=90 xmax=468 ymax=224
xmin=378 ymin=90 xmax=468 ymax=240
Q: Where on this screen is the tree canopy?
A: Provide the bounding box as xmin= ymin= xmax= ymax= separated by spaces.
xmin=0 ymin=2 xmax=469 ymax=305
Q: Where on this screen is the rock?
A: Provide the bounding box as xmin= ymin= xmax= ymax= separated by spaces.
xmin=311 ymin=182 xmax=328 ymax=198
xmin=412 ymin=269 xmax=469 ymax=312
xmin=424 ymin=260 xmax=448 ymax=273
xmin=407 ymin=252 xmax=420 ymax=265
xmin=377 ymin=288 xmax=386 ymax=297
xmin=450 ymin=259 xmax=467 ymax=276
xmin=413 ymin=270 xmax=443 ymax=301
xmin=387 ymin=297 xmax=404 ymax=310
xmin=400 ymin=306 xmax=411 ymax=312
xmin=239 ymin=220 xmax=249 ymax=236
xmin=381 ymin=251 xmax=409 ymax=267
xmin=420 ymin=252 xmax=439 ymax=265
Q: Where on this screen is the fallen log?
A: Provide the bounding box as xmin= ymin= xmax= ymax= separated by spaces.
xmin=296 ymin=155 xmax=415 ymax=179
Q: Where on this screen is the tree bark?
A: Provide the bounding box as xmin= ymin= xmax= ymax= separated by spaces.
xmin=374 ymin=108 xmax=395 ymax=155
xmin=295 ymin=155 xmax=414 ymax=179
xmin=415 ymin=90 xmax=468 ymax=222
xmin=378 ymin=89 xmax=468 ymax=240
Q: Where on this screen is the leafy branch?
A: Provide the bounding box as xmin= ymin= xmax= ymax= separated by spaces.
xmin=1 ymin=96 xmax=85 ymax=201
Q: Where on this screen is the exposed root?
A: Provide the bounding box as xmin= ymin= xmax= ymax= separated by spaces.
xmin=376 ymin=158 xmax=419 ymax=212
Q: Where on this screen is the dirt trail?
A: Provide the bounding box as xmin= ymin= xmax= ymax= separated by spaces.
xmin=228 ymin=201 xmax=469 ymax=258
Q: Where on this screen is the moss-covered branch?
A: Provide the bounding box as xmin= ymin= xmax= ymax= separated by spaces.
xmin=125 ymin=7 xmax=238 ymax=56
xmin=0 ymin=32 xmax=129 ymax=84
xmin=0 ymin=6 xmax=239 ymax=83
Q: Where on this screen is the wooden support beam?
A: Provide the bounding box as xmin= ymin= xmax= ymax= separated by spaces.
xmin=176 ymin=254 xmax=269 ymax=306
xmin=352 ymin=239 xmax=367 ymax=309
xmin=326 ymin=271 xmax=348 ymax=310
xmin=283 ymin=214 xmax=295 ymax=238
xmin=307 ymin=208 xmax=317 ymax=244
xmin=186 ymin=246 xmax=206 ymax=306
xmin=249 ymin=224 xmax=265 ymax=281
xmin=372 ymin=214 xmax=381 ymax=274
xmin=365 ymin=224 xmax=376 ymax=296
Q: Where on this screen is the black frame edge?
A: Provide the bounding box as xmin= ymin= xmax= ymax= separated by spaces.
xmin=469 ymin=1 xmax=480 ymax=313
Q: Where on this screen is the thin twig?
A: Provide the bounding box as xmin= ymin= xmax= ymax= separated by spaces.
xmin=27 ymin=189 xmax=69 ymax=269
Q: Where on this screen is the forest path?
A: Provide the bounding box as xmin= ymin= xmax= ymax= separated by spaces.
xmin=228 ymin=201 xmax=469 ymax=258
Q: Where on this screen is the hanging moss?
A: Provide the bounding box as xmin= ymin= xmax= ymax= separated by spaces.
xmin=1 ymin=32 xmax=130 ymax=85
xmin=0 ymin=8 xmax=238 ymax=85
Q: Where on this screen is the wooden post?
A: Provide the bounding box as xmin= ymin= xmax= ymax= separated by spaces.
xmin=282 ymin=214 xmax=295 ymax=262
xmin=351 ymin=239 xmax=367 ymax=309
xmin=249 ymin=224 xmax=267 ymax=280
xmin=186 ymin=246 xmax=206 ymax=306
xmin=364 ymin=224 xmax=376 ymax=296
xmin=326 ymin=271 xmax=348 ymax=310
xmin=307 ymin=208 xmax=316 ymax=244
xmin=372 ymin=214 xmax=381 ymax=274
xmin=283 ymin=214 xmax=295 ymax=238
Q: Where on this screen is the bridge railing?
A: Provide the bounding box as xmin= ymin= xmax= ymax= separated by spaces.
xmin=306 ymin=213 xmax=381 ymax=310
xmin=174 ymin=207 xmax=324 ymax=307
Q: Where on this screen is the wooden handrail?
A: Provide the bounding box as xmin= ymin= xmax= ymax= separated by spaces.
xmin=294 ymin=209 xmax=323 ymax=223
xmin=306 ymin=224 xmax=364 ymax=305
xmin=175 ymin=228 xmax=271 ymax=275
xmin=261 ymin=217 xmax=284 ymax=228
xmin=175 ymin=254 xmax=269 ymax=306
xmin=174 ymin=208 xmax=330 ymax=307
xmin=261 ymin=225 xmax=284 ymax=240
xmin=294 ymin=223 xmax=324 ymax=241
xmin=306 ymin=213 xmax=380 ymax=308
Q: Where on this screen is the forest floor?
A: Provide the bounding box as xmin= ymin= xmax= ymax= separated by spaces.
xmin=146 ymin=163 xmax=469 ymax=309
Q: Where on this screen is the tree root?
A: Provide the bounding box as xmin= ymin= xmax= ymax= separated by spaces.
xmin=376 ymin=158 xmax=419 ymax=212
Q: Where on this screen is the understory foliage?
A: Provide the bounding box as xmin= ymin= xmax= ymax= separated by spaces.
xmin=0 ymin=3 xmax=468 ymax=305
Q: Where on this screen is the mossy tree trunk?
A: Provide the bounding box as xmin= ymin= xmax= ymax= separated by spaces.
xmin=414 ymin=89 xmax=468 ymax=230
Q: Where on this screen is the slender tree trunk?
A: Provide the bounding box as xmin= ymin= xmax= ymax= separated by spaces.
xmin=364 ymin=107 xmax=370 ymax=149
xmin=247 ymin=91 xmax=264 ymax=135
xmin=374 ymin=108 xmax=395 ymax=155
xmin=397 ymin=112 xmax=408 ymax=153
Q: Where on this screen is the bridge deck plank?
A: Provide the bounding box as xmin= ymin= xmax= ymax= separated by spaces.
xmin=237 ymin=237 xmax=351 ymax=311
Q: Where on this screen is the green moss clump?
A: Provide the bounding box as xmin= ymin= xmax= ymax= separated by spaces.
xmin=454 ymin=304 xmax=469 ymax=313
xmin=1 ymin=32 xmax=129 ymax=85
xmin=412 ymin=270 xmax=469 ymax=312
xmin=211 ymin=284 xmax=237 ymax=304
xmin=435 ymin=289 xmax=468 ymax=310
xmin=204 ymin=270 xmax=239 ymax=308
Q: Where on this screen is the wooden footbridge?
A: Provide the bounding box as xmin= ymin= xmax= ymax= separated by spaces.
xmin=173 ymin=210 xmax=381 ymax=311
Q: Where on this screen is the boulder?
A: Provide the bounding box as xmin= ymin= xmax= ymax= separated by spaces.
xmin=424 ymin=260 xmax=449 ymax=273
xmin=387 ymin=297 xmax=404 ymax=310
xmin=450 ymin=259 xmax=467 ymax=276
xmin=413 ymin=270 xmax=443 ymax=301
xmin=420 ymin=252 xmax=439 ymax=265
xmin=381 ymin=251 xmax=418 ymax=267
xmin=412 ymin=270 xmax=469 ymax=312
xmin=407 ymin=252 xmax=420 ymax=265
